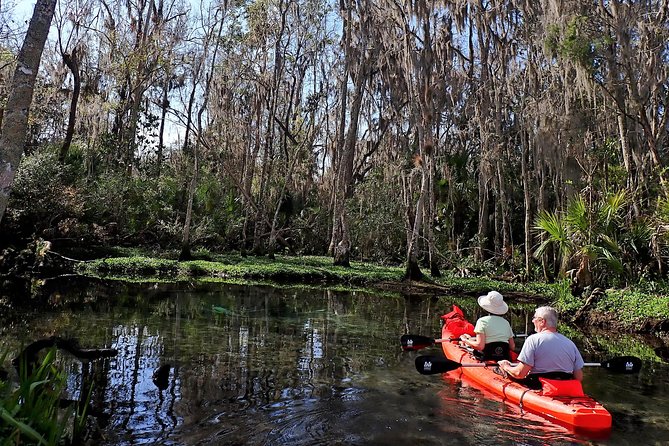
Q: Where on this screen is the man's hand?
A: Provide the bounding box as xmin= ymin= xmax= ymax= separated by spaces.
xmin=495 ymin=360 xmax=510 ymax=378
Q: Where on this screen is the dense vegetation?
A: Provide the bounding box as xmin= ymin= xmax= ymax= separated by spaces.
xmin=1 ymin=1 xmax=669 ymax=295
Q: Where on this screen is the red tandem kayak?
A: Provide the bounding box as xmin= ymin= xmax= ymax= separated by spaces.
xmin=439 ymin=314 xmax=612 ymax=432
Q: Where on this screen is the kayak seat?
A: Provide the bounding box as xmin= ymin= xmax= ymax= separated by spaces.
xmin=476 ymin=342 xmax=511 ymax=361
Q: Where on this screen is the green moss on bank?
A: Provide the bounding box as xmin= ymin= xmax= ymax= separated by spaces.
xmin=77 ymin=254 xmax=404 ymax=285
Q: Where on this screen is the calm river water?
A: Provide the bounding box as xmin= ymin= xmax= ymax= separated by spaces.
xmin=1 ymin=279 xmax=668 ymax=445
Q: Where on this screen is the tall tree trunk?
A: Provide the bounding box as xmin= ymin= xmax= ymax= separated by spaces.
xmin=405 ymin=158 xmax=426 ymax=281
xmin=333 ymin=61 xmax=365 ymax=267
xmin=474 ymin=16 xmax=493 ymax=263
xmin=329 ymin=1 xmax=351 ymax=256
xmin=496 ymin=156 xmax=511 ymax=260
xmin=253 ymin=43 xmax=284 ymax=256
xmin=0 ymin=0 xmax=56 ymax=224
xmin=59 ymin=48 xmax=80 ymax=162
xmin=156 ymin=76 xmax=169 ymax=176
xmin=180 ymin=10 xmax=225 ymax=260
xmin=241 ymin=94 xmax=262 ymax=256
xmin=180 ymin=148 xmax=198 ymax=261
xmin=476 ymin=172 xmax=490 ymax=261
xmin=426 ymin=150 xmax=440 ymax=277
xmin=521 ymin=129 xmax=532 ymax=277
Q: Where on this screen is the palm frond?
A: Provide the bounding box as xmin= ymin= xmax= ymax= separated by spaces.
xmin=566 ymin=196 xmax=588 ymax=233
xmin=600 ymin=190 xmax=626 ymax=228
xmin=598 ymin=234 xmax=620 ymax=253
xmin=534 ymin=210 xmax=567 ymax=243
xmin=597 ymin=247 xmax=624 ymax=274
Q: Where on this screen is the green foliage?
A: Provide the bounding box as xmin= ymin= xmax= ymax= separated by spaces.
xmin=79 ymin=256 xmax=179 ymax=277
xmin=560 ymin=15 xmax=594 ymax=68
xmin=547 ymin=279 xmax=583 ymax=313
xmin=534 ymin=190 xmax=628 ymax=285
xmin=544 ymin=16 xmax=596 ymax=69
xmin=0 ymin=349 xmax=87 ymax=445
xmin=534 ymin=209 xmax=574 ymax=272
xmin=7 ymin=150 xmax=83 ymax=232
xmin=291 ymin=201 xmax=331 ymax=256
xmin=85 ymin=172 xmax=176 ymax=235
xmin=596 ymin=289 xmax=669 ymax=324
xmin=349 ymin=167 xmax=406 ymax=264
xmin=194 ymin=170 xmax=243 ymax=246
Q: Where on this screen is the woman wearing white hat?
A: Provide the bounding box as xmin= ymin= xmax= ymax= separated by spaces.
xmin=460 ymin=291 xmax=515 ymax=360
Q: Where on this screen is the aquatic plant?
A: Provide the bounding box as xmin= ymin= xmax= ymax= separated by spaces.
xmin=0 ymin=348 xmax=89 ymax=445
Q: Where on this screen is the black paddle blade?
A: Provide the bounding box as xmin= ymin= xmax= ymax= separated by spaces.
xmin=400 ymin=334 xmax=435 ymax=351
xmin=600 ymin=356 xmax=642 ymax=374
xmin=415 ymin=355 xmax=461 ymax=375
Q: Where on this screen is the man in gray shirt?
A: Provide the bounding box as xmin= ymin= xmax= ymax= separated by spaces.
xmin=498 ymin=306 xmax=584 ymax=389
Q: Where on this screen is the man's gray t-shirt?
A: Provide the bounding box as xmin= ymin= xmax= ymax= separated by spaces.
xmin=517 ymin=331 xmax=585 ymax=374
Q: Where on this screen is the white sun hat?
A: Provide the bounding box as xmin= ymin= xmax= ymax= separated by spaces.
xmin=477 ymin=291 xmax=508 ymax=315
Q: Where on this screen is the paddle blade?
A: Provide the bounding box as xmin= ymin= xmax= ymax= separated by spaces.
xmin=415 ymin=355 xmax=461 ymax=375
xmin=600 ymin=356 xmax=642 ymax=374
xmin=401 ymin=334 xmax=435 ymax=351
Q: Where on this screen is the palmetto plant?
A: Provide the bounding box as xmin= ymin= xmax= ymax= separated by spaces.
xmin=534 ymin=190 xmax=626 ymax=286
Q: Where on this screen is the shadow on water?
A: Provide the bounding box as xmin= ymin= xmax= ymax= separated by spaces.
xmin=1 ymin=279 xmax=668 ymax=445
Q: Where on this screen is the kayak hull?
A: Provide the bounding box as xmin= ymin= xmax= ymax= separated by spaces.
xmin=440 ymin=322 xmax=612 ymax=432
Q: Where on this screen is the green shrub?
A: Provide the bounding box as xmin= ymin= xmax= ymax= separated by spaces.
xmin=7 ymin=150 xmax=83 ymax=235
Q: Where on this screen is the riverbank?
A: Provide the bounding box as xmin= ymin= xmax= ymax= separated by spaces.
xmin=66 ymin=251 xmax=669 ymax=334
xmin=2 ymin=242 xmax=667 ymax=333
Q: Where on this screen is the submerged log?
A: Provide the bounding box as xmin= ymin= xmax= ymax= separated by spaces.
xmin=13 ymin=336 xmax=118 ymax=374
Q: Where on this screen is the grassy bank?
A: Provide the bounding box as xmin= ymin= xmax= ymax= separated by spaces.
xmin=75 ymin=252 xmax=669 ymax=332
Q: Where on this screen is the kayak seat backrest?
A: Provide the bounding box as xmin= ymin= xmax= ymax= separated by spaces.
xmin=482 ymin=342 xmax=511 ymax=361
xmin=538 ymin=377 xmax=585 ymax=397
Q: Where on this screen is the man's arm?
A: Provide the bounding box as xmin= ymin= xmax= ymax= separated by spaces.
xmin=498 ymin=360 xmax=532 ymax=379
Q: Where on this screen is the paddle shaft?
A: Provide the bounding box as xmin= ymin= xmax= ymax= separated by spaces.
xmin=441 ymin=361 xmax=636 ymax=370
xmin=414 ymin=334 xmax=529 ymax=343
xmin=401 ymin=333 xmax=530 ymax=352
xmin=461 ymin=362 xmax=624 ymax=368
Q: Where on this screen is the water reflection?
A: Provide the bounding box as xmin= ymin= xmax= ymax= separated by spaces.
xmin=0 ymin=282 xmax=668 ymax=445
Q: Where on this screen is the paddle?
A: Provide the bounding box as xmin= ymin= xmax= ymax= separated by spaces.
xmin=415 ymin=355 xmax=643 ymax=375
xmin=400 ymin=334 xmax=446 ymax=351
xmin=401 ymin=333 xmax=529 ymax=351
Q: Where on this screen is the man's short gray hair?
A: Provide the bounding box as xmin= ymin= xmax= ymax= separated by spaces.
xmin=535 ymin=306 xmax=558 ymax=328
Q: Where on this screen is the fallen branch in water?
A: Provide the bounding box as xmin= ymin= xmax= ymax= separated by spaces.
xmin=12 ymin=336 xmax=118 ymax=374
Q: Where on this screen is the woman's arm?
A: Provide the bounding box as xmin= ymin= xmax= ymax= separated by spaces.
xmin=460 ymin=332 xmax=486 ymax=350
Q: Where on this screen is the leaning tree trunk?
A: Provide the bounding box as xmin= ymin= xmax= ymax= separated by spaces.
xmin=156 ymin=76 xmax=169 ymax=176
xmin=59 ymin=48 xmax=80 ymax=162
xmin=0 ymin=0 xmax=56 ymax=224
